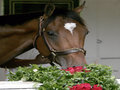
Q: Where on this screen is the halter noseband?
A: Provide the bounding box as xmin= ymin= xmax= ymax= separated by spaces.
xmin=34 ymin=16 xmax=86 ymax=65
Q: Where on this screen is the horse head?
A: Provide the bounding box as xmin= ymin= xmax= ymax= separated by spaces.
xmin=35 ymin=2 xmax=89 ymax=68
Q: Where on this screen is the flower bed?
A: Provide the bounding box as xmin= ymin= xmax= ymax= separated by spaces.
xmin=8 ymin=64 xmax=120 ymax=90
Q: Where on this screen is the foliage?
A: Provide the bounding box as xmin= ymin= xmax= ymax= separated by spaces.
xmin=8 ymin=64 xmax=120 ymax=90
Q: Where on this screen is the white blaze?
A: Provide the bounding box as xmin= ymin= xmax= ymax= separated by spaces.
xmin=64 ymin=23 xmax=76 ymax=35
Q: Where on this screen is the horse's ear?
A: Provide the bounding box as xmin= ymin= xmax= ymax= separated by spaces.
xmin=73 ymin=1 xmax=86 ymax=14
xmin=44 ymin=4 xmax=55 ymax=18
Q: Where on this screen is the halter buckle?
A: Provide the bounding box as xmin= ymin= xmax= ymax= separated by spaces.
xmin=51 ymin=52 xmax=56 ymax=58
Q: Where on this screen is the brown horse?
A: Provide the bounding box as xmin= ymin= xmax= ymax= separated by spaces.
xmin=0 ymin=3 xmax=88 ymax=68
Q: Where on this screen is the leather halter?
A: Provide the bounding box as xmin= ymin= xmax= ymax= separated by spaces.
xmin=34 ymin=16 xmax=86 ymax=65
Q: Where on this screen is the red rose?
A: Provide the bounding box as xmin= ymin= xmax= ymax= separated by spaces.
xmin=70 ymin=85 xmax=78 ymax=90
xmin=70 ymin=83 xmax=91 ymax=90
xmin=65 ymin=67 xmax=75 ymax=74
xmin=92 ymin=85 xmax=102 ymax=90
xmin=62 ymin=66 xmax=90 ymax=74
xmin=73 ymin=66 xmax=83 ymax=72
xmin=78 ymin=83 xmax=91 ymax=90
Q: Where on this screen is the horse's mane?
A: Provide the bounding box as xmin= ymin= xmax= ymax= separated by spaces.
xmin=0 ymin=12 xmax=43 ymax=26
xmin=0 ymin=8 xmax=85 ymax=27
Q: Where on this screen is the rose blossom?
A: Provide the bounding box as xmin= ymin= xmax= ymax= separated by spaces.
xmin=78 ymin=83 xmax=91 ymax=90
xmin=70 ymin=85 xmax=78 ymax=90
xmin=62 ymin=66 xmax=90 ymax=74
xmin=92 ymin=84 xmax=102 ymax=90
xmin=65 ymin=67 xmax=75 ymax=74
xmin=73 ymin=66 xmax=83 ymax=72
xmin=70 ymin=83 xmax=91 ymax=90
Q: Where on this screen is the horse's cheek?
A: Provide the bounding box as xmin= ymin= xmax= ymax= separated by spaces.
xmin=36 ymin=37 xmax=50 ymax=56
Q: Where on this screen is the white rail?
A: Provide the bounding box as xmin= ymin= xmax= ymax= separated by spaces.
xmin=116 ymin=79 xmax=120 ymax=84
xmin=0 ymin=81 xmax=42 ymax=90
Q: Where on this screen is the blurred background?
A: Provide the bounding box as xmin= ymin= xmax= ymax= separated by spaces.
xmin=0 ymin=0 xmax=120 ymax=80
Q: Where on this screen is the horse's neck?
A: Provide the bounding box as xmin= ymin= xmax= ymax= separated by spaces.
xmin=0 ymin=18 xmax=38 ymax=36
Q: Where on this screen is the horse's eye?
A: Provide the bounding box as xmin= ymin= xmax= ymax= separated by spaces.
xmin=87 ymin=31 xmax=90 ymax=34
xmin=85 ymin=30 xmax=90 ymax=35
xmin=47 ymin=30 xmax=57 ymax=36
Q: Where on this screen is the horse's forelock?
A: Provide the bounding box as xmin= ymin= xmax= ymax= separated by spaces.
xmin=42 ymin=8 xmax=86 ymax=28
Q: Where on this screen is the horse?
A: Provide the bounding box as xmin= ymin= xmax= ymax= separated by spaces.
xmin=0 ymin=2 xmax=89 ymax=68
